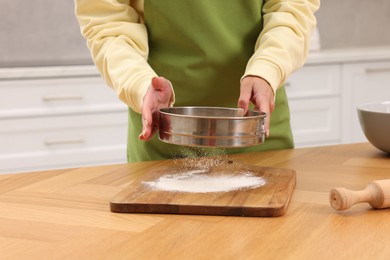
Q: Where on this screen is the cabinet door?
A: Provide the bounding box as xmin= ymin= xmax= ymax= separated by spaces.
xmin=286 ymin=64 xmax=341 ymax=99
xmin=0 ymin=66 xmax=129 ymax=174
xmin=0 ymin=76 xmax=127 ymax=118
xmin=0 ymin=112 xmax=128 ymax=174
xmin=286 ymin=64 xmax=341 ymax=147
xmin=289 ymin=98 xmax=341 ymax=147
xmin=342 ymin=61 xmax=390 ymax=143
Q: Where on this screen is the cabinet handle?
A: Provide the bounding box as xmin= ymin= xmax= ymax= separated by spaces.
xmin=365 ymin=67 xmax=390 ymax=74
xmin=284 ymin=82 xmax=291 ymax=88
xmin=42 ymin=95 xmax=84 ymax=101
xmin=44 ymin=137 xmax=85 ymax=146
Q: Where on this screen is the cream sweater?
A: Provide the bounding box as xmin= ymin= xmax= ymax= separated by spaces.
xmin=75 ymin=0 xmax=320 ymax=113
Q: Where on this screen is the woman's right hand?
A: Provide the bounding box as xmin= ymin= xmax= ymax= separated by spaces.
xmin=139 ymin=77 xmax=173 ymax=141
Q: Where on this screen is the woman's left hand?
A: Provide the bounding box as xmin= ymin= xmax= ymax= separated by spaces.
xmin=237 ymin=76 xmax=275 ymax=137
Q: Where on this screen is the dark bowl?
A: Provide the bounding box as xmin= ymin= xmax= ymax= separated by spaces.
xmin=357 ymin=101 xmax=390 ymax=154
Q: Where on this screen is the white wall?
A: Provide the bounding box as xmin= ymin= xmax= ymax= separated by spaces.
xmin=1 ymin=0 xmax=390 ymax=67
xmin=0 ymin=0 xmax=91 ymax=67
xmin=316 ymin=0 xmax=390 ymax=49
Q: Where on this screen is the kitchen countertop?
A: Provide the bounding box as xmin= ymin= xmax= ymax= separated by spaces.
xmin=1 ymin=143 xmax=389 ymax=259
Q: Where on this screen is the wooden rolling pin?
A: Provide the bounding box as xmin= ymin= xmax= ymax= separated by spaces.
xmin=329 ymin=179 xmax=390 ymax=211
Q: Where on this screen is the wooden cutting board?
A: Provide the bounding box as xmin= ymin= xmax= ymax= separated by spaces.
xmin=110 ymin=159 xmax=296 ymax=217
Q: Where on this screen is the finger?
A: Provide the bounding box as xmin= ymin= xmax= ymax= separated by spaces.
xmin=266 ymin=96 xmax=275 ymax=137
xmin=139 ymin=117 xmax=153 ymax=141
xmin=237 ymin=107 xmax=245 ymax=117
xmin=139 ymin=100 xmax=154 ymax=141
xmin=264 ymin=112 xmax=271 ymax=138
xmin=237 ymin=85 xmax=251 ymax=114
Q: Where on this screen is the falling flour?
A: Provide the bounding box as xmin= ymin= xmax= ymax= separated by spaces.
xmin=143 ymin=169 xmax=266 ymax=193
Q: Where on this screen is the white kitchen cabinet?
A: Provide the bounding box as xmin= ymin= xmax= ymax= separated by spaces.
xmin=286 ymin=46 xmax=390 ymax=148
xmin=341 ymin=61 xmax=390 ymax=143
xmin=285 ymin=64 xmax=341 ymax=99
xmin=288 ymin=98 xmax=341 ymax=147
xmin=285 ymin=64 xmax=341 ymax=147
xmin=0 ymin=66 xmax=128 ymax=174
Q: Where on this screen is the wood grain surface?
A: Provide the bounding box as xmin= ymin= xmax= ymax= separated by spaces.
xmin=1 ymin=143 xmax=390 ymax=259
xmin=110 ymin=160 xmax=296 ymax=217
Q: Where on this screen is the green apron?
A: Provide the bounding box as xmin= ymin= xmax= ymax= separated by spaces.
xmin=127 ymin=0 xmax=294 ymax=162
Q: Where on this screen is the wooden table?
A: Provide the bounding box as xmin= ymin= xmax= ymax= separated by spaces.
xmin=1 ymin=143 xmax=390 ymax=259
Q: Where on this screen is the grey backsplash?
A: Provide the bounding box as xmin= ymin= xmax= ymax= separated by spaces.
xmin=1 ymin=0 xmax=91 ymax=67
xmin=316 ymin=0 xmax=390 ymax=49
xmin=1 ymin=0 xmax=390 ymax=67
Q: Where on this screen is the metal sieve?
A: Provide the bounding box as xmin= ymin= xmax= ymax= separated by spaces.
xmin=158 ymin=106 xmax=266 ymax=148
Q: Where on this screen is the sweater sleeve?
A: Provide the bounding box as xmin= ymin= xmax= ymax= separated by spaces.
xmin=243 ymin=0 xmax=320 ymax=94
xmin=75 ymin=0 xmax=157 ymax=113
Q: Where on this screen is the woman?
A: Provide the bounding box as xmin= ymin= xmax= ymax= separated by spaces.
xmin=75 ymin=0 xmax=320 ymax=162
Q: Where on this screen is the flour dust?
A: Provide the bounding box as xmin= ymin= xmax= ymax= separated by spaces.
xmin=143 ymin=169 xmax=266 ymax=193
xmin=144 ymin=147 xmax=266 ymax=193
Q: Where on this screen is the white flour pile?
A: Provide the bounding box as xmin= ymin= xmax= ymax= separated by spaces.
xmin=144 ymin=169 xmax=266 ymax=193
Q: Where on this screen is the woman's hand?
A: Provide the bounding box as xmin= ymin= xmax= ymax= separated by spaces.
xmin=238 ymin=76 xmax=275 ymax=137
xmin=139 ymin=77 xmax=173 ymax=141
